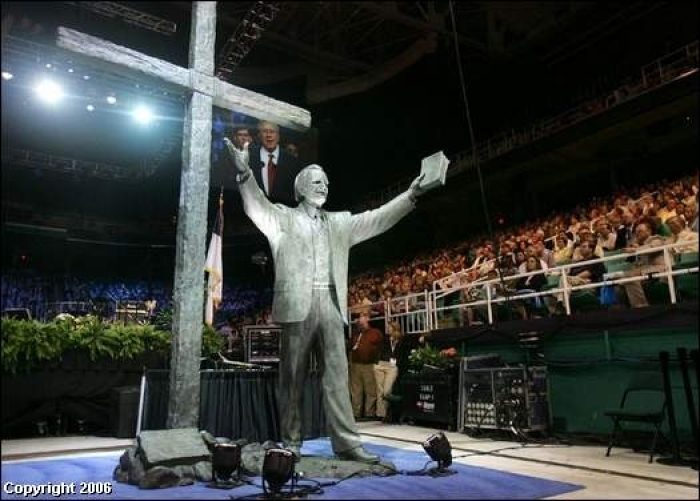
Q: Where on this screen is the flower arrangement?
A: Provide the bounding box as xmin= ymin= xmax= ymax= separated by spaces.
xmin=408 ymin=343 xmax=460 ymax=372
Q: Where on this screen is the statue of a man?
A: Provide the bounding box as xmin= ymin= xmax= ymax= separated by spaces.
xmin=224 ymin=138 xmax=427 ymax=463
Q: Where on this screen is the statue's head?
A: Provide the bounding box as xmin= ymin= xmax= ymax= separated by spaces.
xmin=294 ymin=164 xmax=328 ymax=208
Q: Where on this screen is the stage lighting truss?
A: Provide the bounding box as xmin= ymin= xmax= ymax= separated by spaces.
xmin=1 ymin=148 xmax=135 ymax=181
xmin=216 ymin=2 xmax=281 ymax=80
xmin=63 ymin=1 xmax=177 ymax=36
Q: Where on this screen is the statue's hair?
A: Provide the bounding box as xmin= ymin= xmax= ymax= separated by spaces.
xmin=294 ymin=164 xmax=326 ymax=202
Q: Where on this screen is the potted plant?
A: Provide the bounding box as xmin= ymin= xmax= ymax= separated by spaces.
xmin=408 ymin=343 xmax=460 ymax=373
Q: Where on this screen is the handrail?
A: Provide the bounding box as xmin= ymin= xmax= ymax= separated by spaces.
xmin=370 ymin=242 xmax=698 ymax=334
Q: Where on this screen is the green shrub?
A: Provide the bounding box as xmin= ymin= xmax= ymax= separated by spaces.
xmin=202 ymin=323 xmax=224 ymax=358
xmin=1 ymin=315 xmax=222 ymax=374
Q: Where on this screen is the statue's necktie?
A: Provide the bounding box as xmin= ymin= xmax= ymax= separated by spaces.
xmin=267 ymin=153 xmax=276 ymax=193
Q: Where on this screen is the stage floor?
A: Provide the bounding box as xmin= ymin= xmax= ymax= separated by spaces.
xmin=2 ymin=422 xmax=697 ymax=499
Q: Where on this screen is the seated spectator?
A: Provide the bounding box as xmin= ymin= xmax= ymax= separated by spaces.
xmin=674 ymin=201 xmax=689 ymax=224
xmin=691 ymin=192 xmax=699 ymax=233
xmin=615 ymin=208 xmax=637 ymax=249
xmin=657 ymin=197 xmax=679 ymax=223
xmin=620 ymin=222 xmax=667 ymax=308
xmin=464 ymin=269 xmax=513 ymax=325
xmin=520 ymin=245 xmax=549 ymax=274
xmin=553 ymin=234 xmax=574 ymax=264
xmin=533 ymin=239 xmax=556 ymax=269
xmin=495 ymin=242 xmax=518 ymax=276
xmin=572 ymin=227 xmax=599 ymax=260
xmin=594 ymin=219 xmax=617 ymax=256
xmin=666 ymin=215 xmax=699 ymax=254
xmin=551 ymin=242 xmax=605 ymax=313
xmin=513 ymin=256 xmax=548 ymax=319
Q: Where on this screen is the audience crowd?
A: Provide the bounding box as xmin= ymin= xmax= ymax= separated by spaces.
xmin=1 ymin=272 xmax=272 ymax=326
xmin=347 ymin=171 xmax=699 ymax=314
xmin=3 ymin=171 xmax=697 ymax=328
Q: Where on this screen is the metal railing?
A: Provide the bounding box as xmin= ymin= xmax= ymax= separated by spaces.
xmin=363 ymin=242 xmax=698 ymax=334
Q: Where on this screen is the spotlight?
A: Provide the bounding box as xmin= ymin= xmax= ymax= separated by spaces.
xmin=2 ymin=71 xmax=13 ymax=80
xmin=132 ymin=105 xmax=153 ymax=124
xmin=35 ymin=79 xmax=63 ymax=105
xmin=106 ymin=95 xmax=117 ymax=105
xmin=208 ymin=443 xmax=244 ymax=489
xmin=262 ymin=448 xmax=296 ymax=497
xmin=86 ymin=104 xmax=95 ymax=112
xmin=422 ymin=432 xmax=456 ymax=477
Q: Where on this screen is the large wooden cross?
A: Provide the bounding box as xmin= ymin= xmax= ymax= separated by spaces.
xmin=56 ymin=2 xmax=311 ymax=429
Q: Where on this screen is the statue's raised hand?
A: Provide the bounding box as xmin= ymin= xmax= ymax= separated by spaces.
xmin=408 ymin=173 xmax=426 ymax=202
xmin=223 ymin=137 xmax=250 ymax=174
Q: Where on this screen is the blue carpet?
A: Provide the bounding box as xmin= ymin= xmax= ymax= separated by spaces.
xmin=1 ymin=438 xmax=584 ymax=499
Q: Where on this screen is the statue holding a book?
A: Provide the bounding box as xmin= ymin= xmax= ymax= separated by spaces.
xmin=224 ymin=138 xmax=448 ymax=464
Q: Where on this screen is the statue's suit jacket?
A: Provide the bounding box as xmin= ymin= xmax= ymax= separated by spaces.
xmin=238 ymin=172 xmax=415 ymax=324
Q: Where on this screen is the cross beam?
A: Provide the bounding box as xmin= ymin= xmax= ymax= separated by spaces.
xmin=55 ymin=2 xmax=311 ymax=429
xmin=56 ymin=27 xmax=311 ymax=131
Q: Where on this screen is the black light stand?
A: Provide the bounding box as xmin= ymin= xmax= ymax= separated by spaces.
xmin=422 ymin=432 xmax=457 ymax=477
xmin=208 ymin=443 xmax=245 ymax=490
xmin=677 ymin=348 xmax=698 ymax=469
xmin=656 ymin=351 xmax=696 ymax=467
xmin=261 ymin=448 xmax=297 ymax=498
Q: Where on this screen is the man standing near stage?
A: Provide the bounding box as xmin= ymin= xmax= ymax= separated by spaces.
xmin=350 ymin=312 xmax=382 ymax=420
xmin=224 ymin=137 xmax=430 ymax=464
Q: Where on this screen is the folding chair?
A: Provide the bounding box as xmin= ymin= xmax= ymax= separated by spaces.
xmin=604 ymin=371 xmax=667 ymax=463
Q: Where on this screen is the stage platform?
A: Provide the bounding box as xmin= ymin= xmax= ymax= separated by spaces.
xmin=2 ymin=421 xmax=697 ymax=499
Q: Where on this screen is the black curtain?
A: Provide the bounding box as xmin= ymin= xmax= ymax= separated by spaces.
xmin=142 ymin=369 xmax=327 ymax=443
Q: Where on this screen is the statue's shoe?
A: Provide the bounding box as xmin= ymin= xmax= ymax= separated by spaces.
xmin=336 ymin=447 xmax=380 ymax=464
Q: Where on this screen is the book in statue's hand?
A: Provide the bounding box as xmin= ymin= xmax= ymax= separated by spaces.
xmin=419 ymin=151 xmax=449 ymax=191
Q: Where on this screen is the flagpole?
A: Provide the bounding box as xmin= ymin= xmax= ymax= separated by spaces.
xmin=204 ymin=190 xmax=224 ymax=326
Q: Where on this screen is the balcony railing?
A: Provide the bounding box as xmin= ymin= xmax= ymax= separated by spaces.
xmin=352 ymin=242 xmax=698 ymax=336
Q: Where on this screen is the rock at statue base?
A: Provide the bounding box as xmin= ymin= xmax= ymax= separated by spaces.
xmin=138 ymin=428 xmax=210 ymax=468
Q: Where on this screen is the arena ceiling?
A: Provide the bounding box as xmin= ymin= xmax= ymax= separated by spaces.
xmin=1 ymin=2 xmax=671 ymax=104
xmin=1 ymin=1 xmax=697 ymax=206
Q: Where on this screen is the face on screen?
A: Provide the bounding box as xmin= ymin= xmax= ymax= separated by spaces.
xmin=259 ymin=122 xmax=280 ymax=152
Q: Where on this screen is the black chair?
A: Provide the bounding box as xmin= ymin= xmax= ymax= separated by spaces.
xmin=604 ymin=371 xmax=667 ymax=463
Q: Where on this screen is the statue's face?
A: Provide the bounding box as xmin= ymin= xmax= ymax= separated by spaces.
xmin=300 ymin=169 xmax=329 ymax=208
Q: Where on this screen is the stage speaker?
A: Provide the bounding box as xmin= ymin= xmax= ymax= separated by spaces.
xmin=2 ymin=308 xmax=32 ymax=320
xmin=110 ymin=386 xmax=141 ymax=439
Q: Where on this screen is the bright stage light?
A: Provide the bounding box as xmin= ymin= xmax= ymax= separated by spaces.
xmin=1 ymin=71 xmax=13 ymax=80
xmin=133 ymin=105 xmax=154 ymax=124
xmin=86 ymin=104 xmax=95 ymax=112
xmin=35 ymin=79 xmax=64 ymax=105
xmin=106 ymin=95 xmax=117 ymax=105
